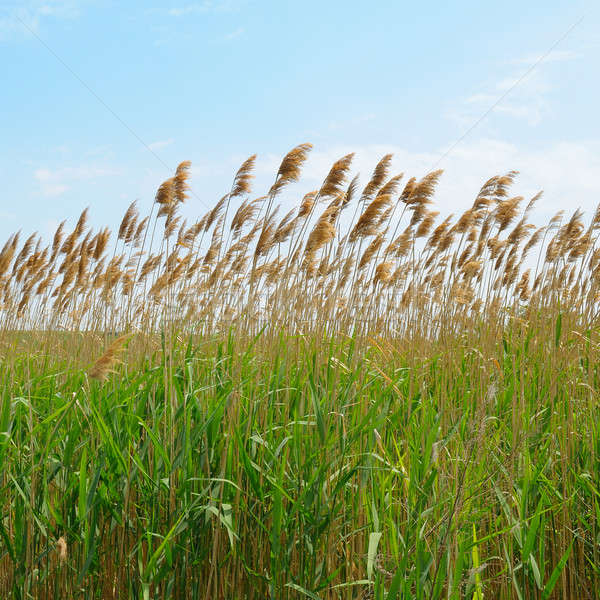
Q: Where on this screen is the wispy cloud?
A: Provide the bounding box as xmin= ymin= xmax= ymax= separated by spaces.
xmin=448 ymin=47 xmax=581 ymax=128
xmin=168 ymin=2 xmax=211 ymax=17
xmin=510 ymin=49 xmax=581 ymax=65
xmin=458 ymin=72 xmax=549 ymax=126
xmin=0 ymin=1 xmax=81 ymax=40
xmin=148 ymin=138 xmax=174 ymax=151
xmin=328 ymin=113 xmax=376 ymax=131
xmin=223 ymin=26 xmax=244 ymax=41
xmin=34 ymin=165 xmax=120 ymax=197
xmin=167 ymin=1 xmax=239 ymax=17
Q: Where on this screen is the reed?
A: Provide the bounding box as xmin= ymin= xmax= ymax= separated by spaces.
xmin=1 ymin=145 xmax=599 ymax=598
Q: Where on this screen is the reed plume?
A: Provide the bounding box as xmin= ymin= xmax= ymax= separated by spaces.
xmin=89 ymin=333 xmax=132 ymax=381
xmin=269 ymin=143 xmax=313 ymax=197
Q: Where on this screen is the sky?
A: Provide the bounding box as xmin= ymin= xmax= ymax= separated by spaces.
xmin=0 ymin=0 xmax=599 ymax=243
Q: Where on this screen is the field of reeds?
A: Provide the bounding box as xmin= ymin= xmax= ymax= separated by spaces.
xmin=1 ymin=144 xmax=600 ymax=599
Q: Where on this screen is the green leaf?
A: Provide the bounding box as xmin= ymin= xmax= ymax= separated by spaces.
xmin=143 ymin=511 xmax=187 ymax=581
xmin=309 ymin=377 xmax=326 ymax=445
xmin=367 ymin=531 xmax=383 ymax=581
xmin=386 ymin=568 xmax=403 ymax=600
xmin=530 ymin=555 xmax=542 ymax=590
xmin=542 ymin=541 xmax=572 ymax=599
xmin=285 ymin=582 xmax=322 ymax=600
xmin=555 ymin=312 xmax=562 ymax=348
xmin=472 ymin=523 xmax=484 ymax=600
xmin=522 ymin=502 xmax=542 ymax=561
xmin=78 ymin=448 xmax=88 ymax=521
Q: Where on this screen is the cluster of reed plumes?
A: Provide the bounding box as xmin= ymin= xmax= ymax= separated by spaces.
xmin=2 ymin=143 xmax=599 ymax=337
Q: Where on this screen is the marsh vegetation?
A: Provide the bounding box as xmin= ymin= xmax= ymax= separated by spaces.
xmin=1 ymin=145 xmax=599 ymax=598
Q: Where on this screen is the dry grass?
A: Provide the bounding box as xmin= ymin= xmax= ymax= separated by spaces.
xmin=1 ymin=144 xmax=597 ymax=341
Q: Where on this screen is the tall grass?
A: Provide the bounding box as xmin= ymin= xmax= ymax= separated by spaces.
xmin=1 ymin=145 xmax=600 ymax=598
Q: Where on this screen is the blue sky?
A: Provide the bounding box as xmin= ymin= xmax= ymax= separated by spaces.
xmin=1 ymin=0 xmax=598 ymax=242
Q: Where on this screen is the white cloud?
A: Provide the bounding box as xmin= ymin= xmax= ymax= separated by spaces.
xmin=492 ymin=103 xmax=545 ymax=125
xmin=0 ymin=1 xmax=81 ymax=40
xmin=450 ymin=46 xmax=581 ymax=128
xmin=223 ymin=26 xmax=243 ymax=41
xmin=454 ymin=72 xmax=550 ymax=127
xmin=495 ymin=70 xmax=550 ymax=94
xmin=510 ymin=49 xmax=581 ymax=66
xmin=168 ymin=2 xmax=211 ymax=16
xmin=148 ymin=138 xmax=174 ymax=151
xmin=34 ymin=165 xmax=120 ymax=197
xmin=167 ymin=1 xmax=238 ymax=16
xmin=84 ymin=144 xmax=114 ymax=158
xmin=328 ymin=113 xmax=376 ymax=131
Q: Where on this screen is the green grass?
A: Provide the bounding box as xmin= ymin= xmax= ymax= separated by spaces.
xmin=1 ymin=318 xmax=599 ymax=599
